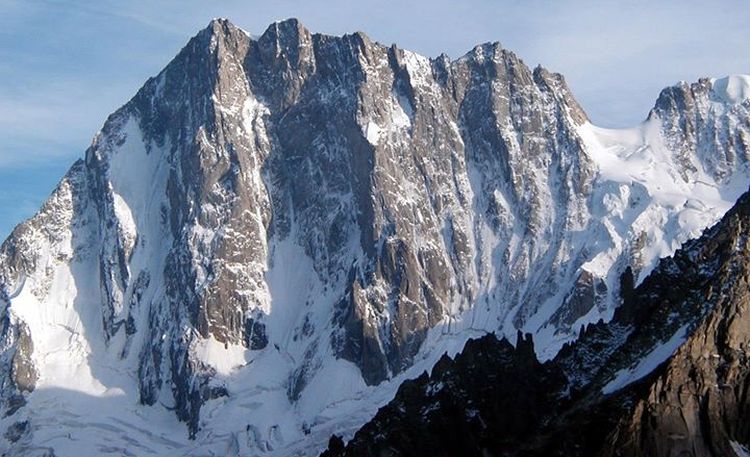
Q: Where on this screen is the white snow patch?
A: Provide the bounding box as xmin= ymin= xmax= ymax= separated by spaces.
xmin=295 ymin=358 xmax=368 ymax=421
xmin=9 ymin=264 xmax=109 ymax=395
xmin=365 ymin=121 xmax=382 ymax=145
xmin=111 ymin=192 xmax=135 ymax=236
xmin=242 ymin=95 xmax=271 ymax=136
xmin=194 ymin=336 xmax=249 ymax=376
xmin=112 ymin=191 xmax=136 ymax=253
xmin=264 ymin=236 xmax=321 ymax=342
xmin=713 ymin=75 xmax=750 ymax=104
xmin=731 ymin=441 xmax=750 ymax=457
xmin=392 ymin=93 xmax=412 ymax=129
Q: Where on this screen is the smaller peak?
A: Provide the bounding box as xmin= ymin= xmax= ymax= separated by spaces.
xmin=208 ymin=17 xmax=232 ymax=27
xmin=531 ymin=65 xmax=589 ymax=124
xmin=276 ymin=17 xmax=303 ymax=27
xmin=261 ymin=17 xmax=310 ymax=39
xmin=477 ymin=41 xmax=504 ymax=50
xmin=651 ymin=75 xmax=750 ymax=119
xmin=533 ymin=64 xmax=550 ymax=76
xmin=349 ymin=30 xmax=375 ymax=51
xmin=472 ymin=41 xmax=504 ymax=54
xmin=204 ymin=17 xmax=242 ymax=36
xmin=257 ymin=18 xmax=313 ymax=53
xmin=352 ymin=29 xmax=371 ymax=41
xmin=193 ymin=17 xmax=252 ymax=46
xmin=458 ymin=41 xmax=520 ymax=66
xmin=712 ymin=75 xmax=750 ymax=104
xmin=532 ymin=64 xmax=566 ymax=86
xmin=339 ymin=29 xmax=373 ymax=51
xmin=532 ymin=64 xmax=557 ymax=83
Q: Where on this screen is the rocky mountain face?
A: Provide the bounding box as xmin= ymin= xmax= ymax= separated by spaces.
xmin=0 ymin=18 xmax=749 ymax=457
xmin=322 ymin=187 xmax=750 ymax=457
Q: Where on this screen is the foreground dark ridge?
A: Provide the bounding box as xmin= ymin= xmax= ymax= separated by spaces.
xmin=322 ymin=187 xmax=750 ymax=456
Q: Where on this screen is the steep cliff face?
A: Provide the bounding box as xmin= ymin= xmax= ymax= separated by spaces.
xmin=1 ymin=17 xmax=749 ymax=457
xmin=600 ymin=196 xmax=750 ymax=456
xmin=322 ymin=189 xmax=750 ymax=457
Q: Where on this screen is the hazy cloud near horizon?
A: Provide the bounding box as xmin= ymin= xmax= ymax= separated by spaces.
xmin=0 ymin=0 xmax=749 ymax=237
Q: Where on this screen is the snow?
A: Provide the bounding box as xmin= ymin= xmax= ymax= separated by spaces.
xmin=111 ymin=192 xmax=135 ymax=239
xmin=713 ymin=75 xmax=750 ymax=104
xmin=193 ymin=336 xmax=249 ymax=376
xmin=0 ymin=116 xmax=189 ymax=456
xmin=365 ymin=120 xmax=381 ymax=145
xmin=111 ymin=191 xmax=137 ymax=259
xmin=294 ymin=359 xmax=368 ymax=419
xmin=3 ymin=229 xmax=189 ymax=455
xmin=9 ymin=263 xmax=105 ymax=394
xmin=392 ymin=92 xmax=413 ymax=129
xmin=4 ymin=105 xmax=745 ymax=456
xmin=264 ymin=234 xmax=320 ymax=342
xmin=241 ymin=95 xmax=271 ymax=142
xmin=602 ymin=324 xmax=689 ymax=395
xmin=731 ymin=441 xmax=750 ymax=457
xmin=577 ymin=119 xmax=747 ymax=283
xmin=363 ymin=92 xmax=411 ymax=146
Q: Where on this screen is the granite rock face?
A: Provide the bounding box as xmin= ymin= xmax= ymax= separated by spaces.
xmin=1 ymin=18 xmax=750 ymax=456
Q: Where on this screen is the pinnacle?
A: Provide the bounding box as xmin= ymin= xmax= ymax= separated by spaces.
xmin=259 ymin=17 xmax=310 ymax=43
xmin=204 ymin=17 xmax=243 ymax=37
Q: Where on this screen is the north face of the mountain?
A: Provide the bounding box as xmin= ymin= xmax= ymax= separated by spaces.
xmin=322 ymin=188 xmax=750 ymax=457
xmin=1 ymin=17 xmax=750 ymax=457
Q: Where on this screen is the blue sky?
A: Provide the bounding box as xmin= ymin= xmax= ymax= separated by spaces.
xmin=1 ymin=0 xmax=749 ymax=239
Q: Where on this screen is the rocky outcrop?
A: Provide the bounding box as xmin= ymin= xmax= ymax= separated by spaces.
xmin=321 ymin=332 xmax=568 ymax=457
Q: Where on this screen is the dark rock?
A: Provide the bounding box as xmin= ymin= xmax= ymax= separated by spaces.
xmin=243 ymin=318 xmax=268 ymax=350
xmin=10 ymin=322 xmax=36 ymax=393
xmin=4 ymin=420 xmax=28 ymax=443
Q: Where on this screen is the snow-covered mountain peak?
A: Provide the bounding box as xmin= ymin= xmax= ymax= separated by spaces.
xmin=712 ymin=74 xmax=750 ymax=104
xmin=1 ymin=18 xmax=750 ymax=457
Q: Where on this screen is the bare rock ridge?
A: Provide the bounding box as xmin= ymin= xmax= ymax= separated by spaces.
xmin=0 ymin=17 xmax=749 ymax=456
xmin=322 ymin=186 xmax=750 ymax=457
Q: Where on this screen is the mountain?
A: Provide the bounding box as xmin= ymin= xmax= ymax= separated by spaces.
xmin=321 ymin=185 xmax=750 ymax=457
xmin=0 ymin=18 xmax=749 ymax=456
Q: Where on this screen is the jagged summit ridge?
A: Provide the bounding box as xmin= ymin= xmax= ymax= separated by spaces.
xmin=1 ymin=17 xmax=750 ymax=457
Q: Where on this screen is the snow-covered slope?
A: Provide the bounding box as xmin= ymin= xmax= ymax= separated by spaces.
xmin=0 ymin=18 xmax=749 ymax=456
